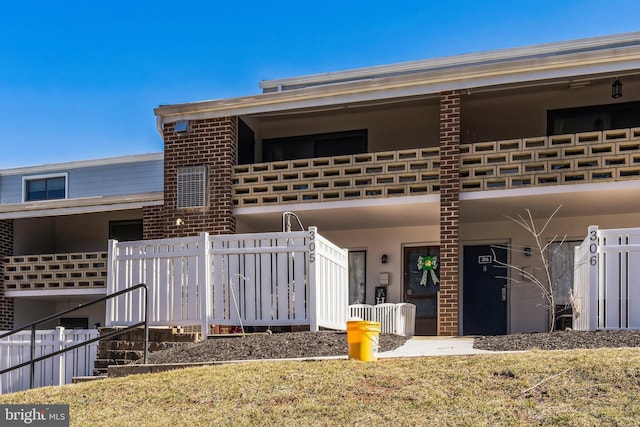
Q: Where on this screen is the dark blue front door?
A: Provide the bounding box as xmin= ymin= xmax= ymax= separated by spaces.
xmin=463 ymin=244 xmax=508 ymax=335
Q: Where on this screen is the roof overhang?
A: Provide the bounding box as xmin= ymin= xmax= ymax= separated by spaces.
xmin=0 ymin=192 xmax=163 ymax=220
xmin=6 ymin=288 xmax=107 ymax=299
xmin=155 ymin=32 xmax=640 ymax=128
xmin=0 ymin=152 xmax=163 ymax=175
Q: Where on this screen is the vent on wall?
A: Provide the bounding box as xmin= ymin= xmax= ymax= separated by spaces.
xmin=175 ymin=120 xmax=189 ymax=135
xmin=177 ymin=166 xmax=207 ymax=208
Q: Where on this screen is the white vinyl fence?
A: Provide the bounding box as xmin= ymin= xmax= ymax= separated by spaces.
xmin=573 ymin=225 xmax=640 ymax=330
xmin=348 ymin=303 xmax=416 ymax=336
xmin=0 ymin=327 xmax=98 ymax=394
xmin=106 ymin=227 xmax=349 ymax=334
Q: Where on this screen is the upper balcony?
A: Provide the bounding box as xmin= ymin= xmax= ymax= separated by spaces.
xmin=232 ymin=127 xmax=640 ymax=208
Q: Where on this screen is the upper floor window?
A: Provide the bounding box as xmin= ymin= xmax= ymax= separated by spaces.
xmin=547 ymin=101 xmax=640 ymax=135
xmin=263 ymin=129 xmax=367 ymax=162
xmin=177 ymin=166 xmax=207 ymax=208
xmin=23 ymin=174 xmax=67 ymax=202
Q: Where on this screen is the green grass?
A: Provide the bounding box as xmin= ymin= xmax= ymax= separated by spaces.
xmin=2 ymin=348 xmax=640 ymax=426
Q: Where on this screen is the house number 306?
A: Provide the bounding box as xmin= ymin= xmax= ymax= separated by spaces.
xmin=589 ymin=229 xmax=597 ymax=266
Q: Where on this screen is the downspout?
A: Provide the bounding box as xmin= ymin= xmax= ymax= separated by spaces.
xmin=155 ymin=115 xmax=164 ymax=137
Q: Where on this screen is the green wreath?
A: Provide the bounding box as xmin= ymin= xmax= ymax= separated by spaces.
xmin=417 ymin=255 xmax=440 ymax=286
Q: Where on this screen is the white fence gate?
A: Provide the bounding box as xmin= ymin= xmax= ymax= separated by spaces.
xmin=0 ymin=327 xmax=98 ymax=394
xmin=348 ymin=303 xmax=416 ymax=337
xmin=106 ymin=227 xmax=349 ymax=334
xmin=573 ymin=225 xmax=640 ymax=330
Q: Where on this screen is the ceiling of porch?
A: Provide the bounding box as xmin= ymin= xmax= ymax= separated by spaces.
xmin=235 ymin=181 xmax=640 ymax=233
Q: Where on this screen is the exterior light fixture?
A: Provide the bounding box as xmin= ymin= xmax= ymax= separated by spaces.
xmin=612 ymin=79 xmax=623 ymax=99
xmin=381 ymin=254 xmax=388 ymax=264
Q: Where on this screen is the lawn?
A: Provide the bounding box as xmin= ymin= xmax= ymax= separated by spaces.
xmin=1 ymin=348 xmax=639 ymax=426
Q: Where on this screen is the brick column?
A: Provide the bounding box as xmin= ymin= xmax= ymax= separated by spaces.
xmin=152 ymin=117 xmax=237 ymax=238
xmin=439 ymin=91 xmax=460 ymax=336
xmin=0 ymin=220 xmax=14 ymax=329
xmin=143 ymin=205 xmax=164 ymax=240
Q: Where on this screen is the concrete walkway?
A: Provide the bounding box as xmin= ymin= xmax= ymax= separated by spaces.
xmin=377 ymin=336 xmax=493 ymax=358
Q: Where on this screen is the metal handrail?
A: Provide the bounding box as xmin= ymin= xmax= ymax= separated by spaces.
xmin=0 ymin=283 xmax=148 ymax=389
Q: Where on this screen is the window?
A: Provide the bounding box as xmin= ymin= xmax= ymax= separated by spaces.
xmin=109 ymin=220 xmax=143 ymax=242
xmin=24 ymin=174 xmax=67 ymax=201
xmin=547 ymin=101 xmax=640 ymax=135
xmin=549 ymin=240 xmax=581 ymax=330
xmin=348 ymin=250 xmax=366 ymax=304
xmin=263 ymin=129 xmax=367 ymax=162
xmin=177 ymin=166 xmax=207 ymax=208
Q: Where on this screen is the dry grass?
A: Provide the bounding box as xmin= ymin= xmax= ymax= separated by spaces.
xmin=2 ymin=348 xmax=640 ymax=426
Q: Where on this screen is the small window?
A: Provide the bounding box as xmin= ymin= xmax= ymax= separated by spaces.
xmin=348 ymin=250 xmax=367 ymax=304
xmin=24 ymin=175 xmax=67 ymax=201
xmin=177 ymin=166 xmax=207 ymax=208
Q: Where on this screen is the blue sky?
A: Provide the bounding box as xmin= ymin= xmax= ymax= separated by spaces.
xmin=1 ymin=0 xmax=639 ymax=168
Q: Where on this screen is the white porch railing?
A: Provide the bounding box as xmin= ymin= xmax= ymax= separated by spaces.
xmin=348 ymin=303 xmax=416 ymax=337
xmin=106 ymin=227 xmax=349 ymax=334
xmin=573 ymin=225 xmax=640 ymax=330
xmin=0 ymin=327 xmax=98 ymax=394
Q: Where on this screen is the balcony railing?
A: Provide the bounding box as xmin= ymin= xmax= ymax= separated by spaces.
xmin=460 ymin=128 xmax=640 ymax=191
xmin=3 ymin=252 xmax=108 ymax=291
xmin=232 ymin=128 xmax=640 ymax=208
xmin=233 ymin=148 xmax=441 ymax=207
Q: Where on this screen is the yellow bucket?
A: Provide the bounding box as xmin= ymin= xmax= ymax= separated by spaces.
xmin=346 ymin=320 xmax=381 ymax=362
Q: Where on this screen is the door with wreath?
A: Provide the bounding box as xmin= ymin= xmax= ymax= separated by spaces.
xmin=403 ymin=245 xmax=439 ymax=335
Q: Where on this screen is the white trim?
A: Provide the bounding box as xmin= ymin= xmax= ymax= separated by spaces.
xmin=233 ymin=194 xmax=440 ymax=216
xmin=155 ymin=32 xmax=640 ymax=124
xmin=0 ymin=192 xmax=163 ymax=219
xmin=22 ymin=172 xmax=68 ymax=203
xmin=260 ymin=32 xmax=640 ymax=90
xmin=5 ymin=288 xmax=107 ymax=298
xmin=459 ymin=180 xmax=640 ymax=201
xmin=0 ymin=152 xmax=163 ymax=175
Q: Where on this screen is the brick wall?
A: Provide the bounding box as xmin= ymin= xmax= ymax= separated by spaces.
xmin=143 ymin=205 xmax=164 ymax=240
xmin=0 ymin=219 xmax=14 ymax=329
xmin=153 ymin=117 xmax=237 ymax=238
xmin=439 ymin=91 xmax=460 ymax=336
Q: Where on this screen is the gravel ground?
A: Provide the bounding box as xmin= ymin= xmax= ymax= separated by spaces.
xmin=473 ymin=330 xmax=640 ymax=351
xmin=143 ymin=331 xmax=408 ymax=364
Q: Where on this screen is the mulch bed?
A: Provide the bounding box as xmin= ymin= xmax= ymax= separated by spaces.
xmin=143 ymin=331 xmax=408 ymax=364
xmin=141 ymin=330 xmax=640 ymax=365
xmin=473 ymin=330 xmax=640 ymax=351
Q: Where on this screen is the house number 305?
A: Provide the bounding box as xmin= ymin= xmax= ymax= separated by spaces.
xmin=309 ymin=230 xmax=316 ymax=263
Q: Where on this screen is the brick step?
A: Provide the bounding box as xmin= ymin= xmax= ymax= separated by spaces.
xmin=96 ymin=349 xmax=145 ymax=362
xmin=72 ymin=376 xmax=107 ymax=384
xmin=93 ymin=358 xmax=135 ymax=369
xmin=98 ymin=327 xmax=200 ymax=343
xmin=98 ymin=340 xmax=187 ymax=353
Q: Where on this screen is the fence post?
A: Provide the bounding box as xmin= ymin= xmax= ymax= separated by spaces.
xmin=199 ymin=232 xmax=210 ymax=338
xmin=54 ymin=326 xmax=65 ymax=387
xmin=308 ymin=227 xmax=319 ymax=332
xmin=587 ymin=225 xmax=599 ymax=331
xmin=105 ymin=239 xmax=118 ymax=327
